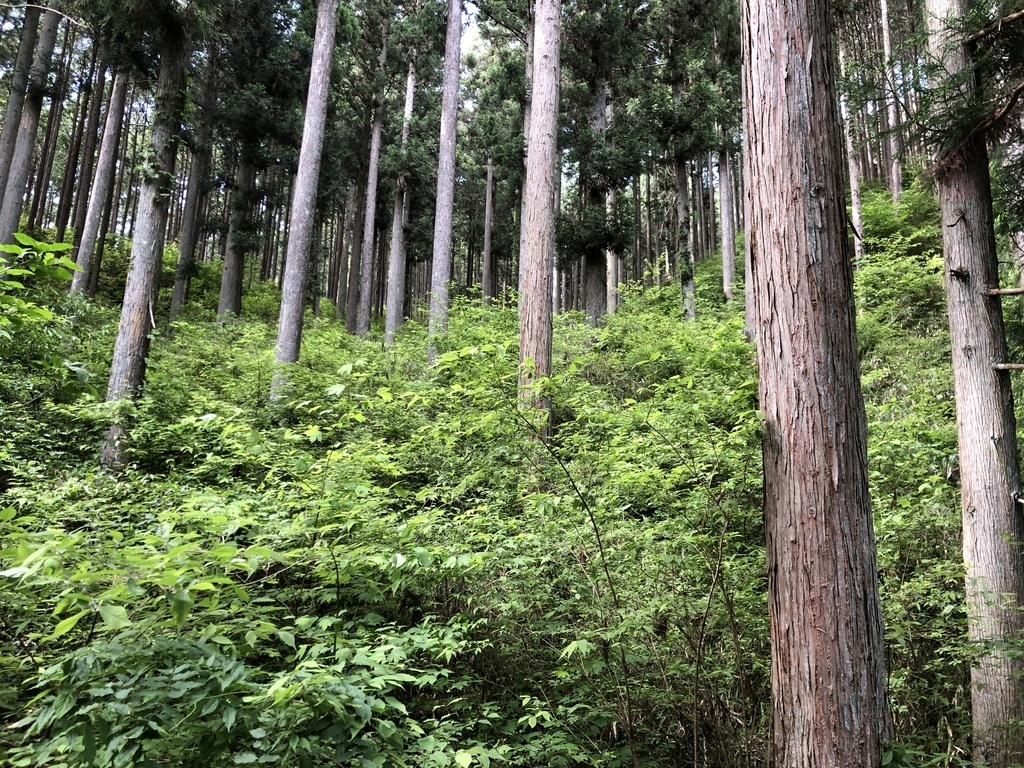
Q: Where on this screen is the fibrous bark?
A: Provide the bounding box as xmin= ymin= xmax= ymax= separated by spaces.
xmin=742 ymin=0 xmax=892 ymax=763
xmin=427 ymin=0 xmax=463 ymax=346
xmin=926 ymin=0 xmax=1024 ymax=762
xmin=273 ymin=0 xmax=339 ymax=398
xmin=100 ymin=26 xmax=190 ymax=469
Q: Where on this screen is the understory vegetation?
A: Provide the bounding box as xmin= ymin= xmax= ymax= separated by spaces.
xmin=0 ymin=183 xmax=997 ymax=766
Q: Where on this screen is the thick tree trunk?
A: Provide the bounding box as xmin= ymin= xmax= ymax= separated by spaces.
xmin=272 ymin=0 xmax=339 ymax=397
xmin=743 ymin=0 xmax=892 ymax=763
xmin=385 ymin=55 xmax=417 ymax=345
xmin=100 ymin=27 xmax=190 ymax=470
xmin=427 ymin=0 xmax=463 ymax=346
xmin=0 ymin=5 xmax=40 ymax=211
xmin=357 ymin=30 xmax=390 ymax=338
xmin=72 ymin=71 xmax=128 ymax=295
xmin=926 ymin=1 xmax=1024 ymax=763
xmin=0 ymin=9 xmax=59 ymax=245
xmin=29 ymin=22 xmax=74 ymax=231
xmin=519 ymin=0 xmax=559 ymax=411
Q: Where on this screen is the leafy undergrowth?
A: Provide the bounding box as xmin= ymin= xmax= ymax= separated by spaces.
xmin=0 ymin=201 xmax=979 ymax=766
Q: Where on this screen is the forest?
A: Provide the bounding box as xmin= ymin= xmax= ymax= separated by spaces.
xmin=2 ymin=0 xmax=1024 ymax=765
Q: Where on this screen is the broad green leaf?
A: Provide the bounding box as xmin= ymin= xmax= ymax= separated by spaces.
xmin=50 ymin=610 xmax=88 ymax=639
xmin=455 ymin=750 xmax=473 ymax=767
xmin=98 ymin=603 xmax=131 ymax=630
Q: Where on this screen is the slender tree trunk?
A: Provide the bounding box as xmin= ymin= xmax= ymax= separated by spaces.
xmin=743 ymin=0 xmax=892 ymax=763
xmin=583 ymin=76 xmax=609 ymax=324
xmin=29 ymin=22 xmax=74 ymax=231
xmin=676 ymin=154 xmax=695 ymax=320
xmin=519 ymin=0 xmax=559 ymax=412
xmin=719 ymin=147 xmax=736 ymax=299
xmin=335 ymin=183 xmax=354 ymax=316
xmin=0 ymin=8 xmax=60 ymax=245
xmin=518 ymin=1 xmax=535 ymax=293
xmin=838 ymin=47 xmax=866 ymax=268
xmin=357 ymin=29 xmax=390 ymax=337
xmin=345 ymin=178 xmax=365 ymax=334
xmin=481 ymin=154 xmax=494 ymax=304
xmin=57 ymin=47 xmax=101 ymax=240
xmin=72 ymin=71 xmax=128 ymax=295
xmin=427 ymin=0 xmax=464 ymax=347
xmin=926 ymin=1 xmax=1024 ymax=762
xmin=0 ymin=5 xmax=40 ymax=211
xmin=218 ymin=154 xmax=256 ymax=319
xmin=100 ymin=26 xmax=190 ymax=469
xmin=385 ymin=54 xmax=417 ymax=345
xmin=879 ymin=0 xmax=903 ymax=204
xmin=272 ymin=0 xmax=339 ymax=398
xmin=170 ymin=61 xmax=215 ymax=318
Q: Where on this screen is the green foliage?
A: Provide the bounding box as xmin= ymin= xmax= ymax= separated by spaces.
xmin=0 ymin=197 xmax=984 ymax=767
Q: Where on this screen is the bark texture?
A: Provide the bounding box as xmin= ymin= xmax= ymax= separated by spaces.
xmin=926 ymin=0 xmax=1024 ymax=762
xmin=100 ymin=27 xmax=189 ymax=469
xmin=0 ymin=5 xmax=41 ymax=211
xmin=218 ymin=155 xmax=256 ymax=319
xmin=357 ymin=32 xmax=389 ymax=338
xmin=0 ymin=9 xmax=59 ymax=245
xmin=481 ymin=155 xmax=494 ymax=304
xmin=742 ymin=0 xmax=892 ymax=763
xmin=385 ymin=55 xmax=416 ymax=345
xmin=273 ymin=0 xmax=339 ymax=395
xmin=518 ymin=0 xmax=559 ymax=408
xmin=72 ymin=71 xmax=128 ymax=295
xmin=719 ymin=148 xmax=736 ymax=299
xmin=428 ymin=0 xmax=463 ymax=343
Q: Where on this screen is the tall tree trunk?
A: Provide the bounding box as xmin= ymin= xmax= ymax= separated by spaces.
xmin=100 ymin=26 xmax=190 ymax=469
xmin=357 ymin=28 xmax=390 ymax=338
xmin=719 ymin=147 xmax=736 ymax=300
xmin=29 ymin=21 xmax=74 ymax=231
xmin=56 ymin=45 xmax=101 ymax=240
xmin=335 ymin=183 xmax=355 ymax=316
xmin=0 ymin=8 xmax=60 ymax=245
xmin=879 ymin=0 xmax=902 ymax=204
xmin=272 ymin=0 xmax=339 ymax=398
xmin=170 ymin=59 xmax=215 ymax=318
xmin=385 ymin=54 xmax=417 ymax=345
xmin=742 ymin=0 xmax=892 ymax=763
xmin=72 ymin=71 xmax=128 ymax=295
xmin=518 ymin=1 xmax=535 ymax=294
xmin=345 ymin=179 xmax=365 ymax=334
xmin=0 ymin=5 xmax=40 ymax=211
xmin=583 ymin=76 xmax=609 ymax=325
xmin=481 ymin=154 xmax=495 ymax=305
xmin=218 ymin=154 xmax=256 ymax=319
xmin=925 ymin=1 xmax=1024 ymax=763
xmin=427 ymin=0 xmax=463 ymax=347
xmin=676 ymin=154 xmax=695 ymax=320
xmin=838 ymin=46 xmax=866 ymax=268
xmin=519 ymin=0 xmax=559 ymax=412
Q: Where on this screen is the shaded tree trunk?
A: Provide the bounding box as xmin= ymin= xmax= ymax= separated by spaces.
xmin=742 ymin=0 xmax=892 ymax=763
xmin=0 ymin=8 xmax=60 ymax=245
xmin=719 ymin=148 xmax=735 ymax=299
xmin=879 ymin=0 xmax=902 ymax=204
xmin=170 ymin=59 xmax=215 ymax=319
xmin=357 ymin=28 xmax=390 ymax=338
xmin=272 ymin=0 xmax=339 ymax=398
xmin=676 ymin=154 xmax=695 ymax=320
xmin=925 ymin=0 xmax=1024 ymax=763
xmin=385 ymin=54 xmax=417 ymax=345
xmin=72 ymin=70 xmax=128 ymax=295
xmin=218 ymin=154 xmax=256 ymax=319
xmin=519 ymin=0 xmax=559 ymax=411
xmin=427 ymin=0 xmax=464 ymax=347
xmin=100 ymin=26 xmax=190 ymax=469
xmin=481 ymin=154 xmax=494 ymax=304
xmin=0 ymin=5 xmax=40 ymax=211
